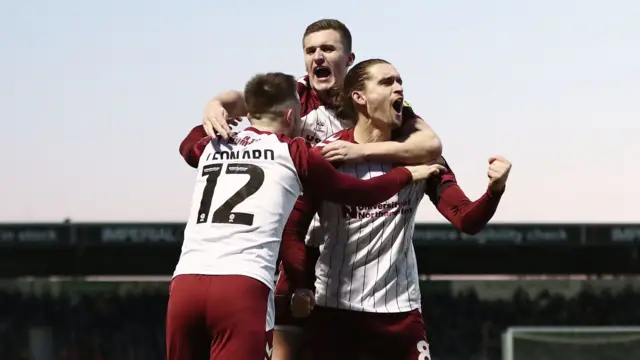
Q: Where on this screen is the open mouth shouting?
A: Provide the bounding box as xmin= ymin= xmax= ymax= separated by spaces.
xmin=313 ymin=66 xmax=332 ymax=81
xmin=392 ymin=97 xmax=404 ymax=114
xmin=390 ymin=97 xmax=404 ymax=124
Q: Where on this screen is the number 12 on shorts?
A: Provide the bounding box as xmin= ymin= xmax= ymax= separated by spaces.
xmin=197 ymin=163 xmax=265 ymax=226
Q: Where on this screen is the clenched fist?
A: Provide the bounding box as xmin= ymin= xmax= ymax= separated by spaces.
xmin=290 ymin=288 xmax=315 ymax=318
xmin=487 ymin=156 xmax=512 ymax=192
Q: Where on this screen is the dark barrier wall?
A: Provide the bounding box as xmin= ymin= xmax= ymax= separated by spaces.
xmin=1 ymin=223 xmax=639 ymax=276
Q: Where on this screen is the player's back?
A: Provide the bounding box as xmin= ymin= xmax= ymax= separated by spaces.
xmin=312 ymin=129 xmax=425 ymax=313
xmin=174 ymin=127 xmax=303 ymax=289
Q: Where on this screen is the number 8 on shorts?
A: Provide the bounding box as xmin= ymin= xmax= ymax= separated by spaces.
xmin=416 ymin=340 xmax=431 ymax=360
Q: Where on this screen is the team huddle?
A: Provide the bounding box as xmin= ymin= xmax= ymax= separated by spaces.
xmin=167 ymin=19 xmax=512 ymax=360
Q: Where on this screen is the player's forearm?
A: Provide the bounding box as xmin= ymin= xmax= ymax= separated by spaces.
xmin=211 ymin=90 xmax=247 ymax=118
xmin=310 ymin=158 xmax=412 ymax=206
xmin=281 ymin=229 xmax=308 ymax=289
xmin=436 ymin=184 xmax=504 ymax=235
xmin=281 ymin=202 xmax=316 ymax=289
xmin=302 ymin=246 xmax=319 ymax=288
xmin=361 ymin=120 xmax=443 ymax=165
xmin=282 ymin=244 xmax=320 ymax=291
xmin=179 ymin=126 xmax=210 ymax=168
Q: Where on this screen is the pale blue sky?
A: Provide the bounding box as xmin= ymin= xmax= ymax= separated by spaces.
xmin=1 ymin=0 xmax=638 ymax=223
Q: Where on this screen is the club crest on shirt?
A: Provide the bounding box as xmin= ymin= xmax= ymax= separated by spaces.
xmin=313 ymin=120 xmax=326 ymax=137
xmin=303 ymin=119 xmax=328 ymax=145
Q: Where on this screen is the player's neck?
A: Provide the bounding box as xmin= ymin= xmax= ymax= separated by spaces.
xmin=249 ymin=120 xmax=288 ymax=135
xmin=316 ymin=89 xmax=333 ymax=105
xmin=353 ymin=116 xmax=391 ymax=144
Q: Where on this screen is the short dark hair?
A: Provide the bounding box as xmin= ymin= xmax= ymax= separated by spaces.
xmin=244 ymin=72 xmax=298 ymax=119
xmin=334 ymin=59 xmax=390 ymax=121
xmin=303 ymin=19 xmax=353 ymax=53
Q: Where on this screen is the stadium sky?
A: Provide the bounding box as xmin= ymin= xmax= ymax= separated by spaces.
xmin=1 ymin=0 xmax=638 ymax=223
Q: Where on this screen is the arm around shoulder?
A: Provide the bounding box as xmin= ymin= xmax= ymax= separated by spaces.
xmin=179 ymin=126 xmax=210 ymax=168
xmin=361 ymin=117 xmax=443 ymax=165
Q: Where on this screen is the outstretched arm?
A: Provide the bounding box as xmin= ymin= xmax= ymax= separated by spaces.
xmin=304 ymin=150 xmax=413 ymax=206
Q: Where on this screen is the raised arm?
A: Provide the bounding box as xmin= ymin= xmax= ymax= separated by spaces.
xmin=430 ymin=182 xmax=503 ymax=235
xmin=426 ymin=157 xmax=511 ymax=234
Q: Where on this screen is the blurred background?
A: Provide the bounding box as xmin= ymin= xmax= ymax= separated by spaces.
xmin=1 ymin=222 xmax=639 ymax=360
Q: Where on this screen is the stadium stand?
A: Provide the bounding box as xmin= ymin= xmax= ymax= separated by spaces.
xmin=2 ymin=282 xmax=640 ymax=360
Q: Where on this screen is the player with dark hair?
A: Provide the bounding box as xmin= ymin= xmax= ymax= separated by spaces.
xmin=167 ymin=72 xmax=446 ymax=360
xmin=281 ymin=59 xmax=512 ymax=360
xmin=181 ymin=18 xmax=441 ymax=166
xmin=178 ymin=19 xmax=443 ymax=360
